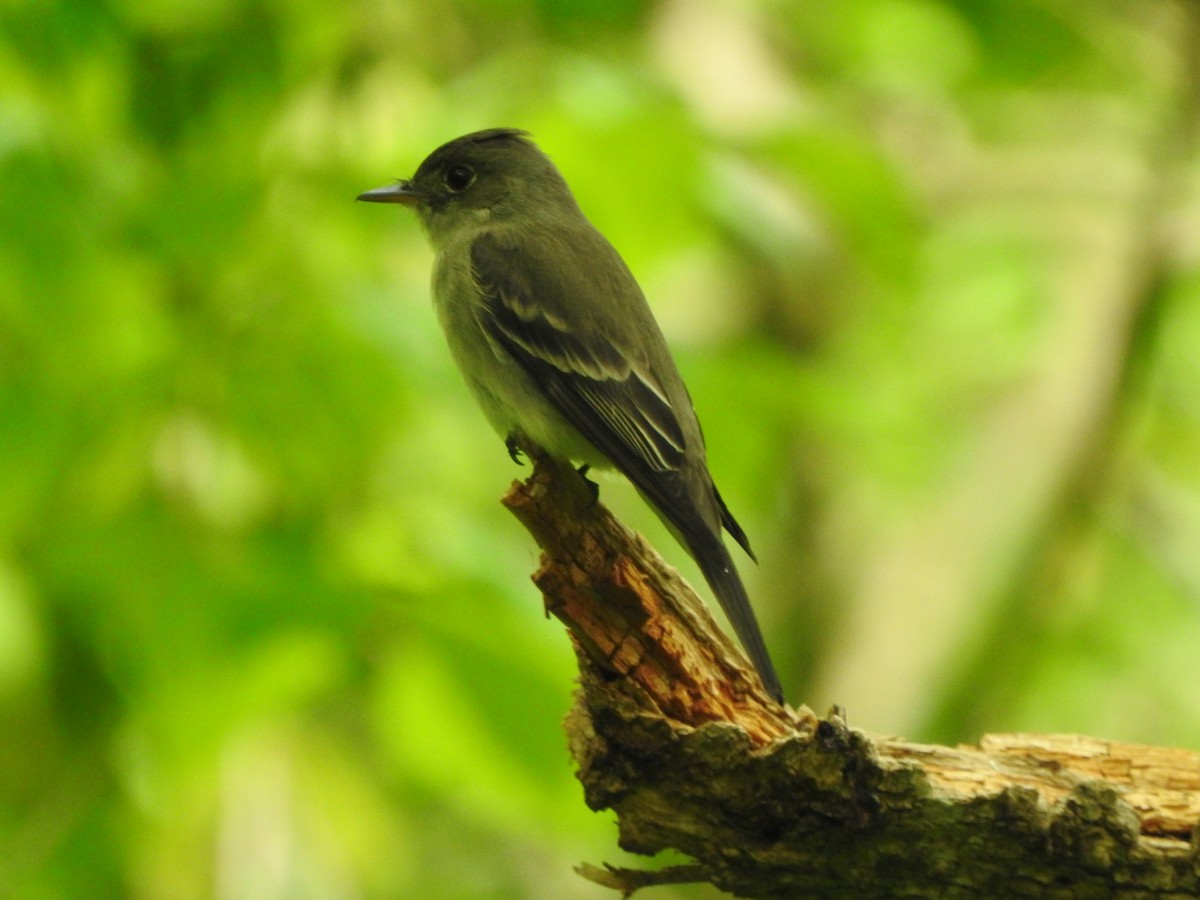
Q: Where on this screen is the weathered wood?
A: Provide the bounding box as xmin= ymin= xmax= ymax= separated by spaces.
xmin=503 ymin=452 xmax=1200 ymax=898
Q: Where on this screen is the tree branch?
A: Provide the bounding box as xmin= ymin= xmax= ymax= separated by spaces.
xmin=502 ymin=453 xmax=1200 ymax=899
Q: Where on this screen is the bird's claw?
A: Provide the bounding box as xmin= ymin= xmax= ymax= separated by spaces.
xmin=577 ymin=464 xmax=600 ymax=507
xmin=505 ymin=435 xmax=525 ymax=465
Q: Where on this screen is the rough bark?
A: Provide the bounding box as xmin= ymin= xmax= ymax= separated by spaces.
xmin=502 ymin=452 xmax=1200 ymax=899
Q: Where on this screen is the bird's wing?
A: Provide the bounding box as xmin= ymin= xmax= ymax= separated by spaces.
xmin=470 ymin=231 xmax=775 ymax=699
xmin=470 ymin=229 xmax=707 ymax=531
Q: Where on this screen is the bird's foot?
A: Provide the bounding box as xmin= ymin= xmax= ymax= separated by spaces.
xmin=505 ymin=435 xmax=525 ymax=465
xmin=577 ymin=464 xmax=600 ymax=507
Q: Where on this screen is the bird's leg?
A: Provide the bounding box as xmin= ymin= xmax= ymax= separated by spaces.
xmin=576 ymin=464 xmax=600 ymax=507
xmin=505 ymin=434 xmax=525 ymax=465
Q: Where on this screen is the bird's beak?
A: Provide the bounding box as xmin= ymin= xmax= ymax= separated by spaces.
xmin=356 ymin=179 xmax=425 ymax=205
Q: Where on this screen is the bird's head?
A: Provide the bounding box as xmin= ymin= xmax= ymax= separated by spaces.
xmin=358 ymin=128 xmax=575 ymax=241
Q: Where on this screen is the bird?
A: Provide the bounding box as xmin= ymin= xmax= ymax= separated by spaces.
xmin=358 ymin=128 xmax=784 ymax=703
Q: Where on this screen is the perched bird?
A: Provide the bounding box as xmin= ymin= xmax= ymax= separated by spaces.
xmin=359 ymin=129 xmax=784 ymax=703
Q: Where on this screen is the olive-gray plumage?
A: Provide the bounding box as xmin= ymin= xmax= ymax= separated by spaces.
xmin=359 ymin=129 xmax=783 ymax=703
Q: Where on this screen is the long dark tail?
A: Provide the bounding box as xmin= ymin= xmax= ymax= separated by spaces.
xmin=690 ymin=537 xmax=784 ymax=703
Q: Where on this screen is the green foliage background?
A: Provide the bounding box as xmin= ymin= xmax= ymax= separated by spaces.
xmin=3 ymin=0 xmax=1199 ymax=896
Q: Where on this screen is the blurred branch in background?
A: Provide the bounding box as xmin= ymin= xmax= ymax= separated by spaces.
xmin=927 ymin=0 xmax=1200 ymax=742
xmin=781 ymin=0 xmax=1200 ymax=743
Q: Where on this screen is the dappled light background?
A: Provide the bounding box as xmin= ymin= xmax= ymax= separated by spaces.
xmin=3 ymin=0 xmax=1200 ymax=896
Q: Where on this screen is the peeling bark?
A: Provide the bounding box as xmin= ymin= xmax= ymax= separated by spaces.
xmin=502 ymin=452 xmax=1200 ymax=899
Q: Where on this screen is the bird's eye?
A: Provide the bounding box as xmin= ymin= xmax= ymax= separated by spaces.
xmin=444 ymin=165 xmax=475 ymax=192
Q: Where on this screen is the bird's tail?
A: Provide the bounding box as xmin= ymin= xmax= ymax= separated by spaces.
xmin=691 ymin=537 xmax=784 ymax=703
